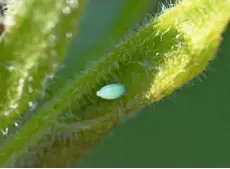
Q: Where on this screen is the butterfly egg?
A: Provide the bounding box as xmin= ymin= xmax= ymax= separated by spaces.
xmin=96 ymin=84 xmax=126 ymax=100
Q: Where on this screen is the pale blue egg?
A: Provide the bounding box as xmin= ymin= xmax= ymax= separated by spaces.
xmin=96 ymin=84 xmax=126 ymax=100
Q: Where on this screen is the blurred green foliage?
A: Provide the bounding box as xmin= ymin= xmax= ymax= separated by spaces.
xmin=70 ymin=0 xmax=230 ymax=167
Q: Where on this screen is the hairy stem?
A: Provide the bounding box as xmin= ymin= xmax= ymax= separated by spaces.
xmin=0 ymin=0 xmax=229 ymax=167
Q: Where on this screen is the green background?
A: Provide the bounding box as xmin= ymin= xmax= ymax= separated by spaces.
xmin=67 ymin=0 xmax=230 ymax=167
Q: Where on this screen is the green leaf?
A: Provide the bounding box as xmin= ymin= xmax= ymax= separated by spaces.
xmin=0 ymin=0 xmax=229 ymax=167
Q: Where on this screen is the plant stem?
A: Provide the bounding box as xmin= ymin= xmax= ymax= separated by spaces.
xmin=0 ymin=0 xmax=229 ymax=167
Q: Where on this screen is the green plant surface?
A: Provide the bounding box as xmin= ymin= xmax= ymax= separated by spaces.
xmin=0 ymin=0 xmax=229 ymax=167
xmin=0 ymin=0 xmax=86 ymax=166
xmin=80 ymin=24 xmax=230 ymax=168
xmin=50 ymin=0 xmax=157 ymax=92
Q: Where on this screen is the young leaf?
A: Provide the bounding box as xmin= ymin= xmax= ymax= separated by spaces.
xmin=0 ymin=0 xmax=229 ymax=167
